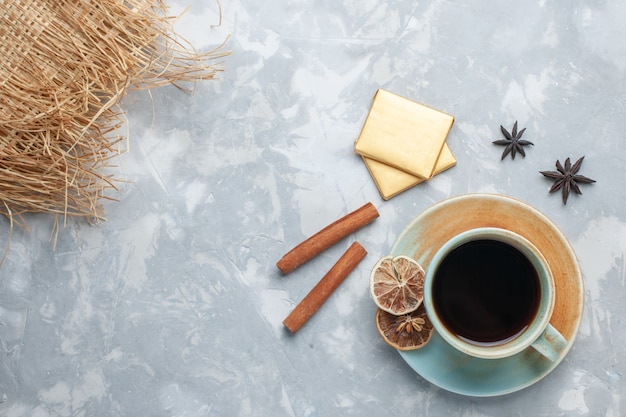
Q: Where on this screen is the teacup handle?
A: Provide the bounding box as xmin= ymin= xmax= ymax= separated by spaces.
xmin=531 ymin=324 xmax=568 ymax=361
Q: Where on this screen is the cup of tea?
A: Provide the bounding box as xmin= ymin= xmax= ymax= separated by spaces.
xmin=423 ymin=227 xmax=567 ymax=361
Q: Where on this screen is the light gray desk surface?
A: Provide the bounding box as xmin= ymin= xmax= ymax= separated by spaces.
xmin=1 ymin=1 xmax=625 ymax=415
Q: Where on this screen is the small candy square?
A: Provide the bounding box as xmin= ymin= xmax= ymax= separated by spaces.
xmin=354 ymin=89 xmax=454 ymax=179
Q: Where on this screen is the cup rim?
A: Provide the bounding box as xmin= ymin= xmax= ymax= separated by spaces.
xmin=423 ymin=227 xmax=555 ymax=359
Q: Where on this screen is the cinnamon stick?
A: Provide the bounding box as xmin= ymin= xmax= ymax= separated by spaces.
xmin=283 ymin=241 xmax=368 ymax=333
xmin=276 ymin=202 xmax=378 ymax=274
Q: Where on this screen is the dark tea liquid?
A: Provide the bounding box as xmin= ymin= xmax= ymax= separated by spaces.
xmin=432 ymin=239 xmax=540 ymax=346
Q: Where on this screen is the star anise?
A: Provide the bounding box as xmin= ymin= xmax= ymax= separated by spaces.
xmin=540 ymin=156 xmax=596 ymax=205
xmin=395 ymin=314 xmax=427 ymax=334
xmin=493 ymin=121 xmax=534 ymax=160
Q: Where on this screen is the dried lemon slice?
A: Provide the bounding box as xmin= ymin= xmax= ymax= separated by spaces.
xmin=370 ymin=255 xmax=425 ymax=315
xmin=375 ymin=304 xmax=433 ymax=351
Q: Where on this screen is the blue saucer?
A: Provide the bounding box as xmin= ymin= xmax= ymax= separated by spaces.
xmin=390 ymin=194 xmax=583 ymax=397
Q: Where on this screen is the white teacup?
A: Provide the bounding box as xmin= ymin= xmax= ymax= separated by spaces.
xmin=423 ymin=227 xmax=567 ymax=361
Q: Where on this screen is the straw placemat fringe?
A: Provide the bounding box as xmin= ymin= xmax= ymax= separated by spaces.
xmin=0 ymin=0 xmax=228 ymax=250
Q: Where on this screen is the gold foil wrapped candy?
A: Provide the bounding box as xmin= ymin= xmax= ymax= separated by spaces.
xmin=354 ymin=89 xmax=456 ymax=200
